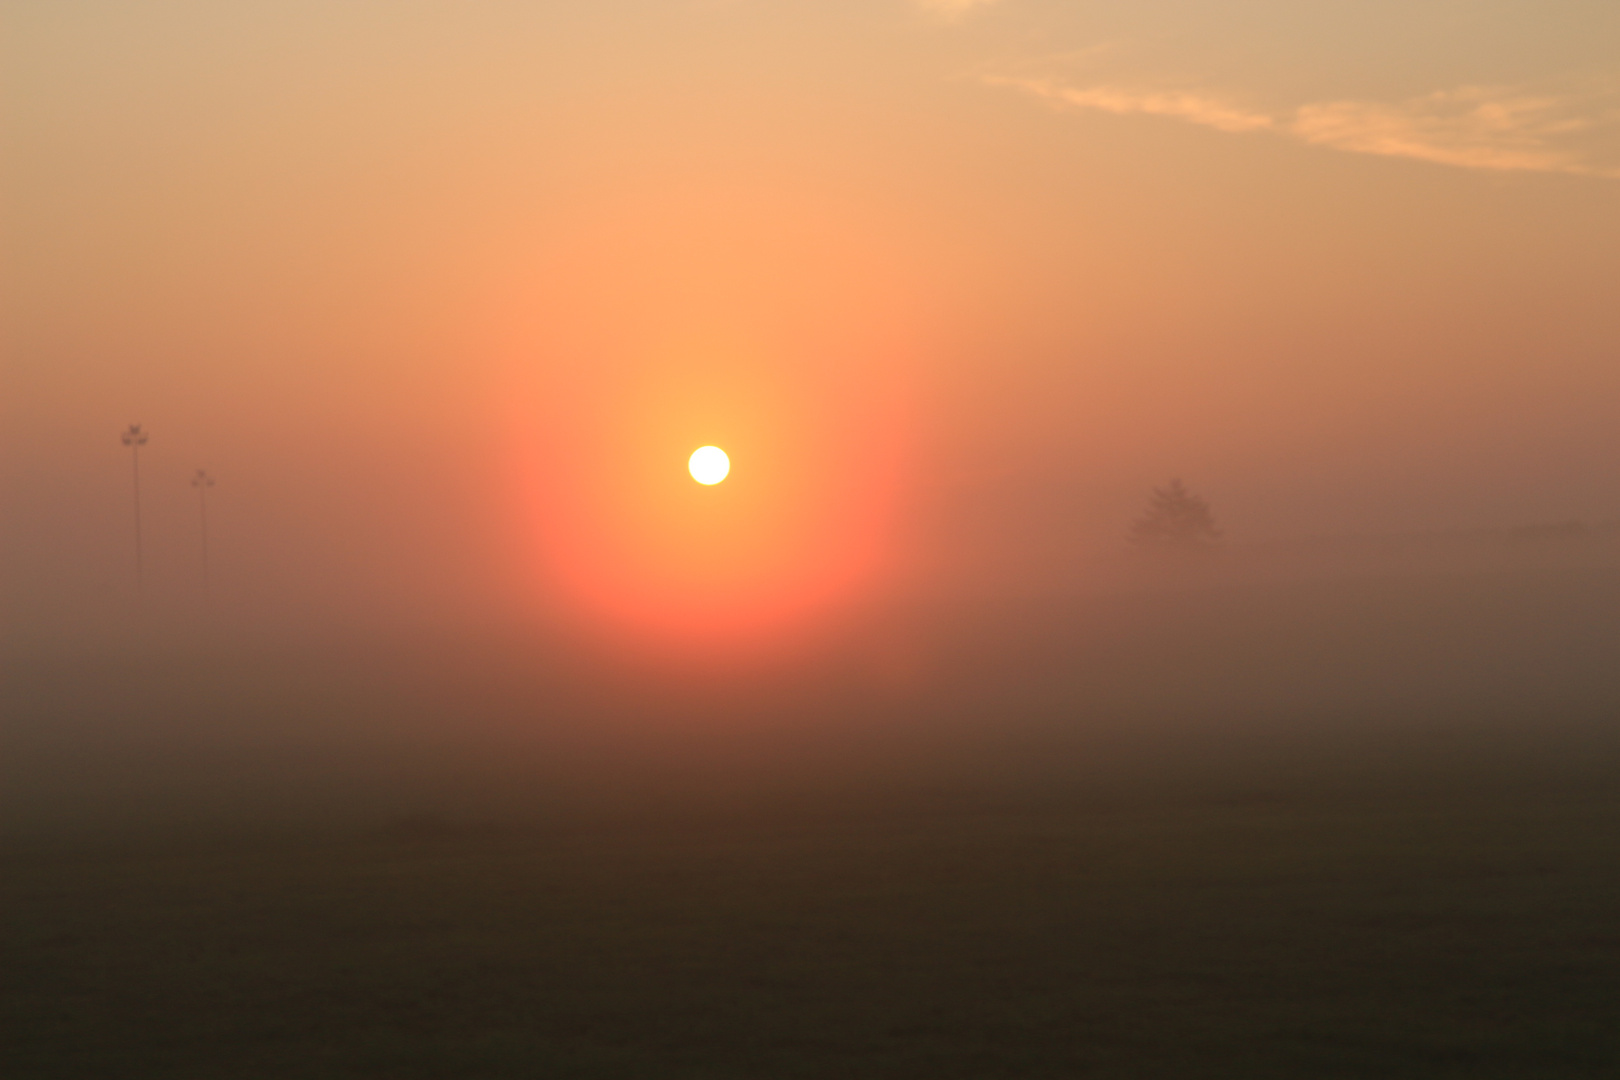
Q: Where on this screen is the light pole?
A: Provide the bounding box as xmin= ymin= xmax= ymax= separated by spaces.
xmin=192 ymin=469 xmax=215 ymax=599
xmin=121 ymin=424 xmax=149 ymax=599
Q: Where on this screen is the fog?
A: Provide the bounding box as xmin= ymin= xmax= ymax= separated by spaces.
xmin=8 ymin=10 xmax=1620 ymax=1073
xmin=5 ymin=0 xmax=1620 ymax=876
xmin=6 ymin=522 xmax=1618 ymax=842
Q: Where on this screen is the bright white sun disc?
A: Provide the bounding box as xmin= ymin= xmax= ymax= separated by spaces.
xmin=688 ymin=445 xmax=730 ymax=485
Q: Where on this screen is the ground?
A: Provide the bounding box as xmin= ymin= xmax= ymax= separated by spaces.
xmin=6 ymin=777 xmax=1620 ymax=1078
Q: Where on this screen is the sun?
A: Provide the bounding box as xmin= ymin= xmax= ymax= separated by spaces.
xmin=688 ymin=445 xmax=730 ymax=485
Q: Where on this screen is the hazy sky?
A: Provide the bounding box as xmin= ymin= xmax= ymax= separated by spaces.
xmin=4 ymin=0 xmax=1619 ymax=640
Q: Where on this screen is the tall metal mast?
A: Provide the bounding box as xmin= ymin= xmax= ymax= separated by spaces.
xmin=121 ymin=424 xmax=149 ymax=599
xmin=192 ymin=468 xmax=215 ymax=599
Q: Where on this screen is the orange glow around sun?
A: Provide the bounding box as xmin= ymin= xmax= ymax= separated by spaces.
xmin=487 ymin=186 xmax=922 ymax=651
xmin=502 ymin=358 xmax=910 ymax=649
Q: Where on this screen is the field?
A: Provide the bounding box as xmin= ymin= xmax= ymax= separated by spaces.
xmin=6 ymin=778 xmax=1620 ymax=1077
xmin=5 ymin=564 xmax=1620 ymax=1077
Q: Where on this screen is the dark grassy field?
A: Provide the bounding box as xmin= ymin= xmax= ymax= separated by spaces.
xmin=5 ymin=776 xmax=1620 ymax=1078
xmin=5 ymin=566 xmax=1620 ymax=1076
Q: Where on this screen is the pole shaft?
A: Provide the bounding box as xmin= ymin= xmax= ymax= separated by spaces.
xmin=132 ymin=445 xmax=143 ymax=599
xmin=199 ymin=483 xmax=210 ymax=600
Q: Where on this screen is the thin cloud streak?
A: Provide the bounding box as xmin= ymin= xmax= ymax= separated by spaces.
xmin=915 ymin=0 xmax=1003 ymax=20
xmin=1292 ymin=87 xmax=1620 ymax=178
xmin=994 ymin=76 xmax=1620 ymax=180
xmin=986 ymin=77 xmax=1273 ymax=134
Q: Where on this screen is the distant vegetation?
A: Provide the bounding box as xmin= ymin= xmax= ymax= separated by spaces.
xmin=1129 ymin=479 xmax=1221 ymax=550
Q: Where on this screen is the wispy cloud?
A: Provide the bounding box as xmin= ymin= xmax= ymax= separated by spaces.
xmin=987 ymin=77 xmax=1272 ymax=134
xmin=915 ymin=0 xmax=1003 ymax=20
xmin=1292 ymin=87 xmax=1620 ymax=178
xmin=993 ymin=75 xmax=1620 ymax=180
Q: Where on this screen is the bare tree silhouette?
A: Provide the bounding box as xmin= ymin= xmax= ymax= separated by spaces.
xmin=1129 ymin=479 xmax=1221 ymax=550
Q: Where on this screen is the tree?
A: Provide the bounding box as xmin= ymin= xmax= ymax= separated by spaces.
xmin=1129 ymin=479 xmax=1221 ymax=549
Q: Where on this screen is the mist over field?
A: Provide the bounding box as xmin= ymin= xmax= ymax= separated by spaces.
xmin=7 ymin=540 xmax=1620 ymax=1077
xmin=6 ymin=1 xmax=1620 ymax=1075
xmin=6 ymin=525 xmax=1620 ymax=839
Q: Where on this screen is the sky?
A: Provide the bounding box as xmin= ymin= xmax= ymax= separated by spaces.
xmin=3 ymin=0 xmax=1619 ymax=646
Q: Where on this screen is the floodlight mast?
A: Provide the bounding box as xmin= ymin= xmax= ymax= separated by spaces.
xmin=121 ymin=424 xmax=149 ymax=600
xmin=192 ymin=469 xmax=215 ymax=599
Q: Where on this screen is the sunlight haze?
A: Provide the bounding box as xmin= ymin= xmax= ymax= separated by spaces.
xmin=4 ymin=0 xmax=1618 ymax=636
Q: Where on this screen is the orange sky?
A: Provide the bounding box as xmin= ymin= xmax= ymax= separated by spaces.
xmin=4 ymin=0 xmax=1619 ymax=642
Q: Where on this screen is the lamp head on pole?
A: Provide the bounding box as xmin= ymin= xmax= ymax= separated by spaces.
xmin=121 ymin=424 xmax=148 ymax=448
